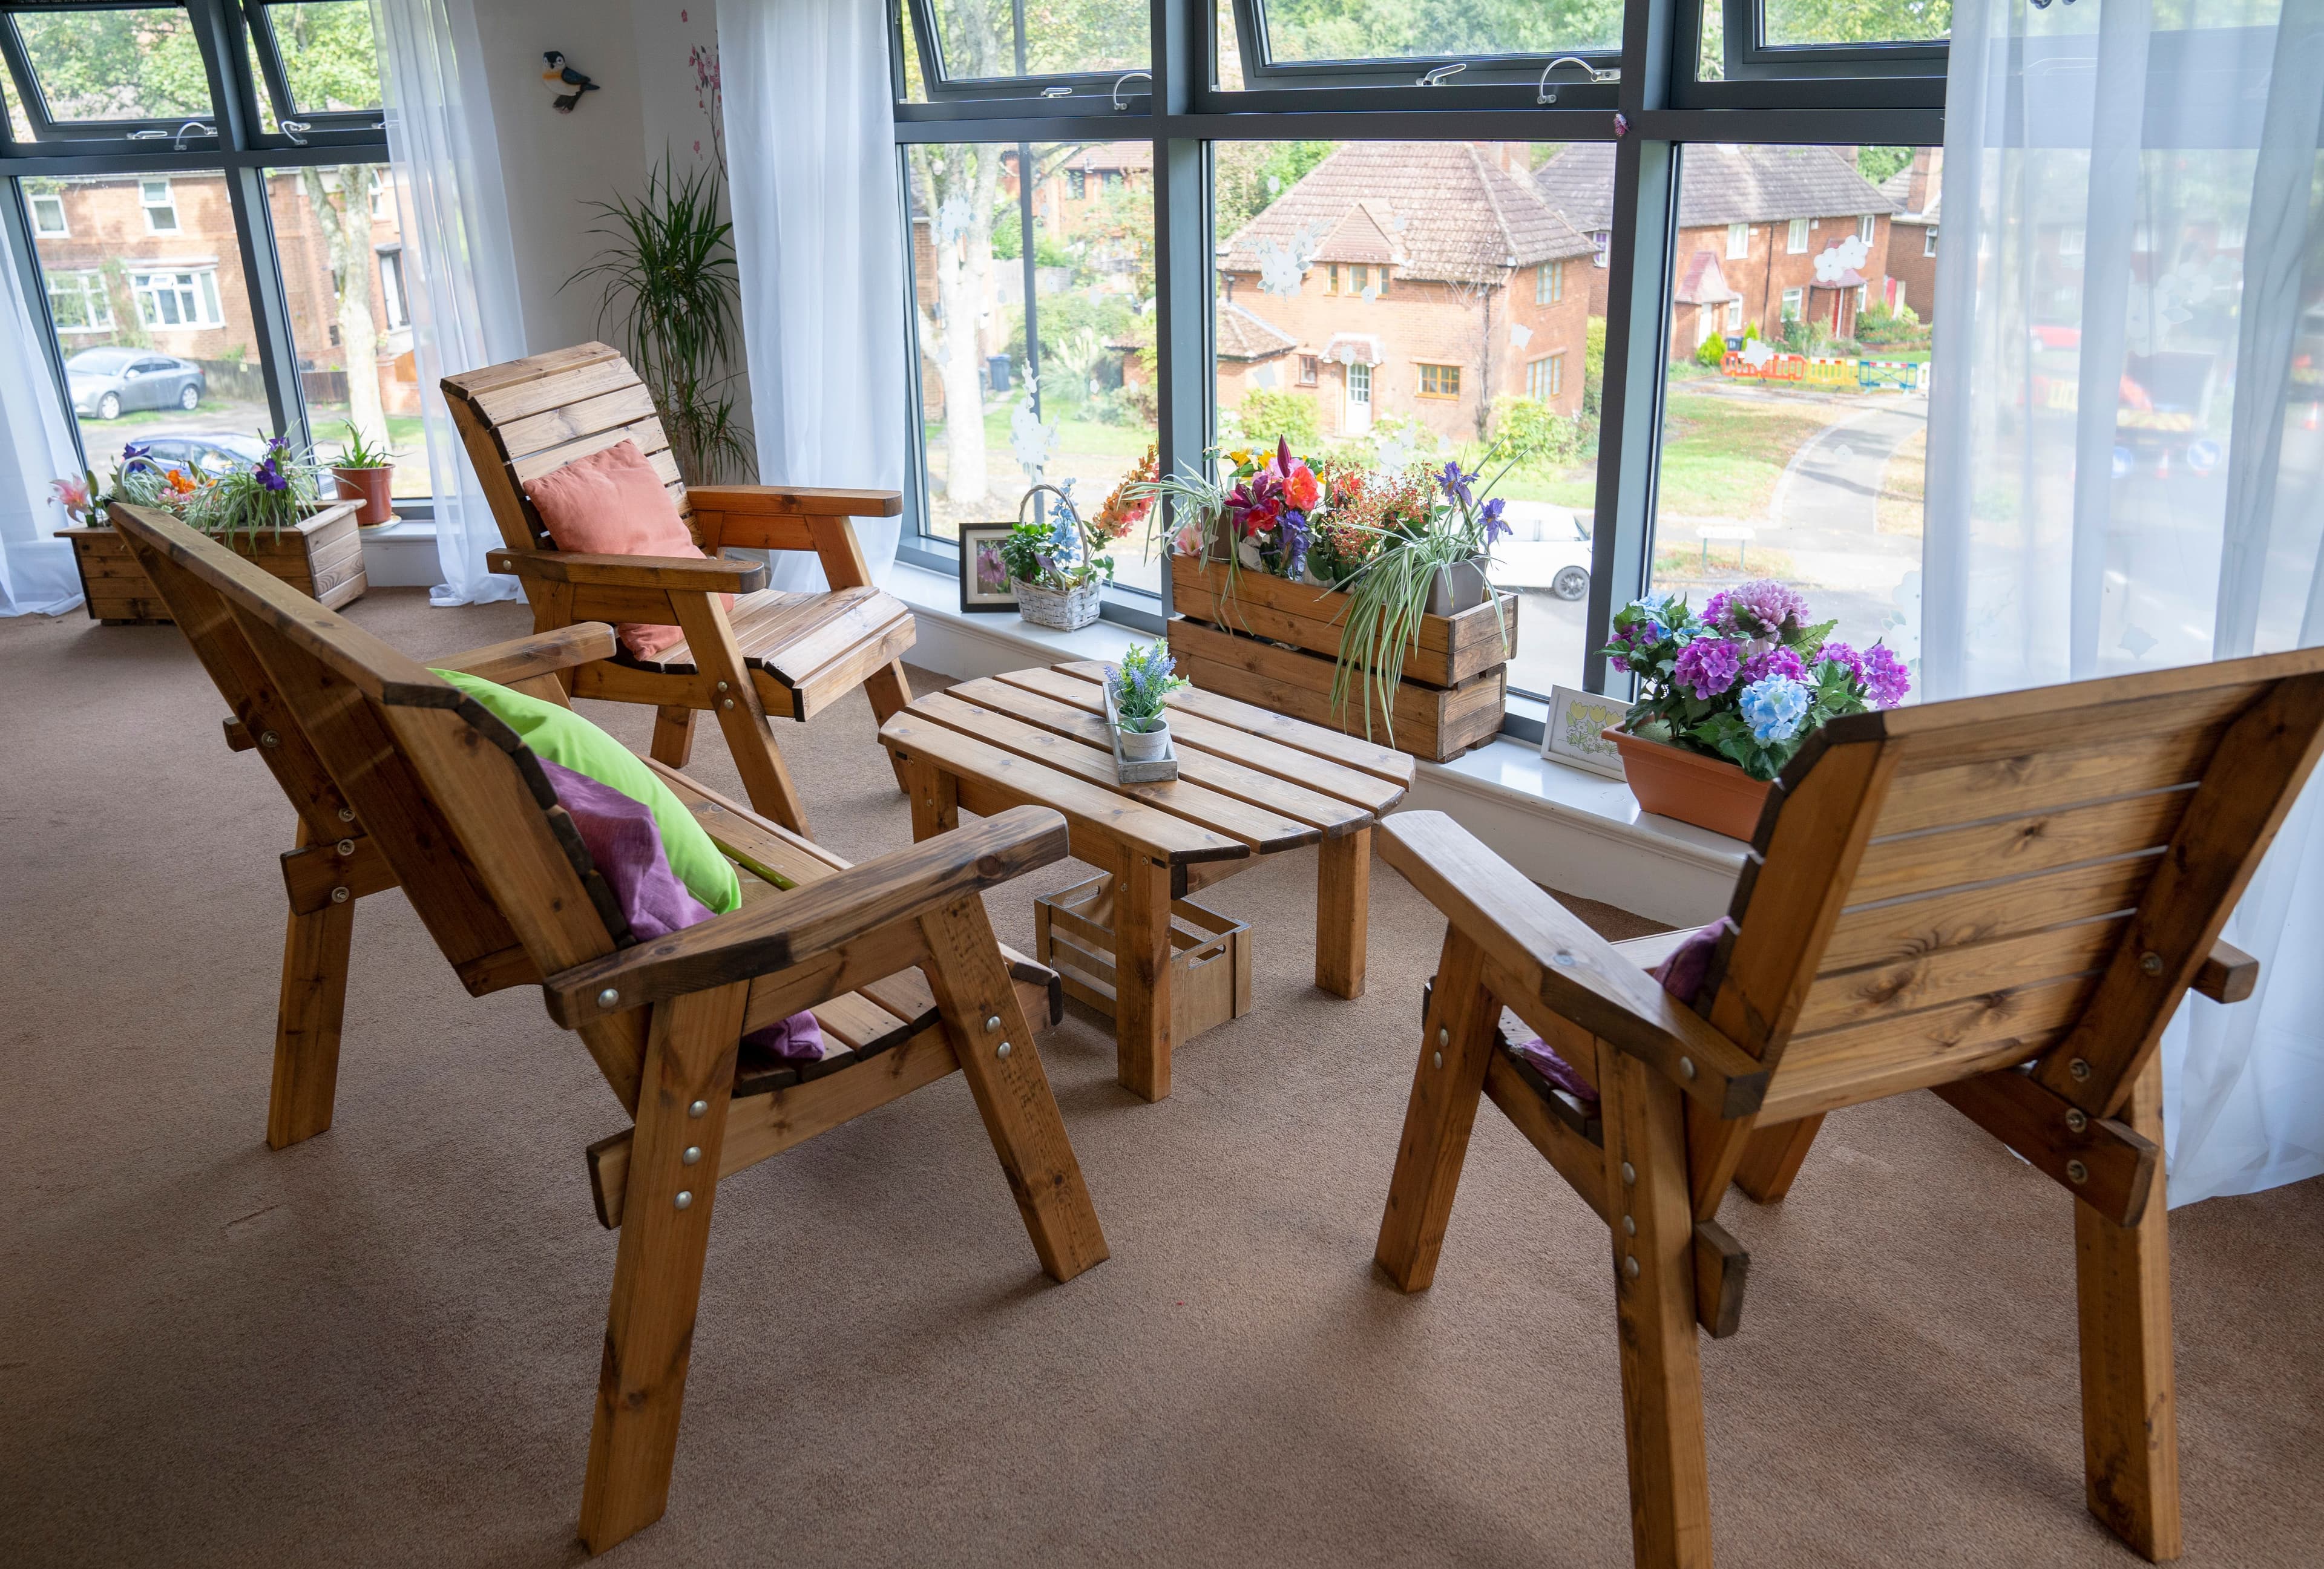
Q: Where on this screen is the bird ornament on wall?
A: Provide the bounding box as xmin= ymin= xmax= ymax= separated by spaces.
xmin=542 ymin=51 xmax=601 ymax=113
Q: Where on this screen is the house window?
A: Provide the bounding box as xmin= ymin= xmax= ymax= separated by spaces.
xmin=1854 ymin=284 xmax=1867 ymax=313
xmin=1924 ymin=227 xmax=1938 ymax=258
xmin=131 ymin=268 xmax=223 ymax=329
xmin=1526 ymin=352 xmax=1564 ymax=402
xmin=1417 ymin=362 xmax=1460 ymax=399
xmin=1103 ymin=170 xmax=1123 ymax=191
xmin=378 ymin=246 xmax=409 ymax=330
xmin=1859 ymin=214 xmax=1876 ymax=244
xmin=1781 ymin=286 xmax=1804 ymax=320
xmin=29 ymin=193 xmax=68 ymax=237
xmin=1067 ymin=169 xmax=1086 ymax=199
xmin=1326 ymin=263 xmax=1339 ymax=293
xmin=2061 ymin=226 xmax=2086 ymax=257
xmin=1350 ymin=263 xmax=1370 ymax=294
xmin=1725 ymin=298 xmax=1743 ymax=332
xmin=44 ymin=270 xmax=112 ymax=332
xmin=1536 ymin=259 xmax=1564 ymax=304
xmin=1591 ymin=231 xmax=1610 ymax=267
xmin=1298 ymin=354 xmax=1318 ymax=385
xmin=1787 ymin=217 xmax=1809 ymax=254
xmin=1727 ymin=222 xmax=1748 ymax=260
xmin=369 ymin=171 xmax=391 ymax=220
xmin=140 ymin=178 xmax=180 ymax=234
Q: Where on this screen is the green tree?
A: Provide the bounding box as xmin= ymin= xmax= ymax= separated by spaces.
xmin=1258 ymin=0 xmax=1623 ymax=61
xmin=11 ymin=8 xmax=211 ymax=121
xmin=1213 ymin=142 xmax=1338 ymax=240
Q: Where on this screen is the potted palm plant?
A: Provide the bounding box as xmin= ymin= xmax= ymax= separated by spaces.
xmin=330 ymin=422 xmax=396 ymax=526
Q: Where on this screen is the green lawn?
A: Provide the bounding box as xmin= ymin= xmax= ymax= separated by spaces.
xmin=1490 ymin=390 xmax=1837 ymax=518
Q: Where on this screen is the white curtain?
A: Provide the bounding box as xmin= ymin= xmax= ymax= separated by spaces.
xmin=371 ymin=0 xmax=525 ymax=605
xmin=719 ymin=0 xmax=907 ymax=591
xmin=0 ymin=223 xmax=85 ymax=616
xmin=1925 ymin=0 xmax=2324 ymax=1202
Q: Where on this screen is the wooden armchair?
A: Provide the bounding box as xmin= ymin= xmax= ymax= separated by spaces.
xmin=1373 ymin=649 xmax=2324 ymax=1567
xmin=111 ymin=502 xmax=1106 ymax=1555
xmin=441 ymin=342 xmax=916 ymax=837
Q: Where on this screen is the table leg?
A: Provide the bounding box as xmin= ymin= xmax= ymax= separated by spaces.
xmin=904 ymin=755 xmax=958 ymax=841
xmin=1316 ymin=825 xmax=1372 ymax=999
xmin=1114 ymin=853 xmax=1174 ymax=1102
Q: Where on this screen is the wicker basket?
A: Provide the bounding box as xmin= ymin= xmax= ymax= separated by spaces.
xmin=1016 ymin=574 xmax=1104 ymax=631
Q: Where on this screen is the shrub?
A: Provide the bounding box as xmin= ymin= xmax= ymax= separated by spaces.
xmin=1235 ymin=387 xmax=1321 ymax=452
xmin=1693 ymin=333 xmax=1728 ymax=371
xmin=1489 ymin=395 xmax=1582 ymax=473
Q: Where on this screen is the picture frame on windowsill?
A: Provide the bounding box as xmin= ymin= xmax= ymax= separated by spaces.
xmin=1541 ymin=684 xmax=1633 ymax=779
xmin=957 ymin=523 xmax=1019 ymax=613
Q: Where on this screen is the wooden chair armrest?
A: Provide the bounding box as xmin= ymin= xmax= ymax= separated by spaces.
xmin=539 ymin=805 xmax=1069 ymax=1027
xmin=1380 ymin=810 xmax=1768 ymax=1118
xmin=687 ymin=484 xmax=903 ymax=519
xmin=485 ymin=548 xmax=769 ymax=594
xmin=433 ymin=623 xmax=619 ymax=684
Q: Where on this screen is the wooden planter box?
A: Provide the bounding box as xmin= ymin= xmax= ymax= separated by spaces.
xmin=61 ymin=499 xmax=367 ymax=624
xmin=1168 ymin=555 xmax=1514 ymax=763
xmin=1035 ymin=873 xmax=1253 ymax=1044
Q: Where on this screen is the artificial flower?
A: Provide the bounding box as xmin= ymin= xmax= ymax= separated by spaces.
xmin=1479 ymin=496 xmax=1509 ymax=547
xmin=1739 ymin=675 xmax=1811 ymax=743
xmin=1436 ymin=460 xmax=1477 ymax=511
xmin=1738 ymin=646 xmax=1805 ymax=684
xmin=1861 ymin=644 xmax=1911 ymax=708
xmin=50 ymin=476 xmax=89 ymax=511
xmin=1713 ymin=579 xmax=1810 ymax=641
xmin=1673 ymin=638 xmax=1743 ymax=700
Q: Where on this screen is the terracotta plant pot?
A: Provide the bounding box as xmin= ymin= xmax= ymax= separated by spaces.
xmin=333 ymin=465 xmax=395 ymax=526
xmin=1604 ymin=726 xmax=1774 ymax=841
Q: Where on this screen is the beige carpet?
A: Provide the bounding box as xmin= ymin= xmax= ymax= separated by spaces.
xmin=2 ymin=589 xmax=2320 ymax=1568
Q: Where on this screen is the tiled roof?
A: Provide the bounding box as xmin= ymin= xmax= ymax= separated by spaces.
xmin=1060 ymin=141 xmax=1153 ymax=173
xmin=1532 ymin=143 xmax=1897 ymax=233
xmin=1216 ymin=300 xmax=1296 ymax=361
xmin=1219 ymin=142 xmax=1597 ymax=285
xmin=1883 ymin=167 xmax=1940 ymax=225
xmin=1675 ymin=251 xmax=1735 ymax=304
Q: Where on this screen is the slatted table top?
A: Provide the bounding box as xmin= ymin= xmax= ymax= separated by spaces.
xmin=878 ymin=662 xmax=1416 ymax=866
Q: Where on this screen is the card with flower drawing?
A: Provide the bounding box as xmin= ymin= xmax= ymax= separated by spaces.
xmin=1541 ymin=685 xmax=1635 ymax=779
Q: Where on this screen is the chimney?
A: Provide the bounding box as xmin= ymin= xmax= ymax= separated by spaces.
xmin=1907 ymin=146 xmax=1942 ymax=217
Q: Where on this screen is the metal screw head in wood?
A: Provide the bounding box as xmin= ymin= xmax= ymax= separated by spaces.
xmin=715 ymin=681 xmax=728 ymax=692
xmin=337 ymin=806 xmax=355 ymax=822
xmin=2139 ymin=950 xmax=2164 ymax=975
xmin=1437 ymin=1027 xmax=1448 ymax=1047
xmin=2069 ymin=1057 xmax=2093 ymax=1081
xmin=1623 ymin=1215 xmax=1636 ymax=1236
xmin=2067 ymin=1159 xmax=2090 ymax=1185
xmin=336 ymin=838 xmax=356 ymax=856
xmin=1679 ymin=1056 xmax=1696 ymax=1079
xmin=329 ymin=886 xmax=349 ymax=904
xmin=1621 ymin=1161 xmax=1636 ymax=1184
xmin=260 ymin=730 xmax=279 ymax=748
xmin=681 ymin=1146 xmax=701 ymax=1165
xmin=1624 ymin=1255 xmax=1640 ymax=1279
xmin=721 ymin=698 xmax=735 ymax=710
xmin=1432 ymin=1050 xmax=1443 ymax=1069
xmin=2066 ymin=1109 xmax=2089 ymax=1133
xmin=985 ymin=1015 xmax=1002 ymax=1032
xmin=997 ymin=1040 xmax=1013 ymax=1059
xmin=597 ymin=988 xmax=620 ymax=1010
xmin=688 ymin=1099 xmax=708 ymax=1118
xmin=673 ymin=1190 xmax=692 ymax=1210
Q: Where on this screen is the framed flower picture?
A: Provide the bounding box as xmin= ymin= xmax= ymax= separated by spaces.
xmin=1541 ymin=684 xmax=1633 ymax=779
xmin=957 ymin=523 xmax=1019 ymax=613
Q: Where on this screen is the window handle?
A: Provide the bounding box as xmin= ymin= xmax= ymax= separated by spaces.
xmin=281 ymin=119 xmax=310 ymax=146
xmin=1040 ymin=85 xmax=1072 ymax=98
xmin=1416 ymin=63 xmax=1466 ymax=87
xmin=1537 ymin=57 xmax=1619 ymax=104
xmin=128 ymin=129 xmax=170 ymax=140
xmin=1111 ymin=70 xmax=1150 ymax=111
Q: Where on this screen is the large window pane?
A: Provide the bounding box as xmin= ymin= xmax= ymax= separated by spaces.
xmin=24 ymin=171 xmax=266 ymax=468
xmin=11 ymin=5 xmax=212 ymax=126
xmin=1761 ymin=0 xmax=1951 ymax=47
xmin=1253 ymin=0 xmax=1620 ymax=65
xmin=906 ymin=140 xmax=1158 ymax=583
xmin=263 ymin=162 xmax=430 ymax=498
xmin=1647 ymin=144 xmax=1935 ymax=665
xmin=922 ymin=0 xmax=1146 ymax=86
xmin=1210 ymin=140 xmax=1614 ymax=697
xmin=263 ymin=1 xmax=383 ymax=114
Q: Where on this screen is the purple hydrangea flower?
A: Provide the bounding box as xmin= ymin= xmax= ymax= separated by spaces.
xmin=1715 ymin=580 xmax=1810 ymax=640
xmin=1673 ymin=638 xmax=1744 ymax=700
xmin=1739 ymin=646 xmax=1805 ymax=684
xmin=1700 ymin=590 xmax=1729 ymax=626
xmin=1862 ymin=644 xmax=1911 ymax=708
xmin=1817 ymin=640 xmax=1868 ymax=687
xmin=1740 ymin=675 xmax=1811 ymax=743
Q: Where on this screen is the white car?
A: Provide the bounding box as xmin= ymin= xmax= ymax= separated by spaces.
xmin=1488 ymin=502 xmax=1593 ymax=600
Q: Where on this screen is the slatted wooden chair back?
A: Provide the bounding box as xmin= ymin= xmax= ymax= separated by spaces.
xmin=108 ymin=500 xmax=660 ymax=1104
xmin=1696 ymin=650 xmax=2324 ymax=1128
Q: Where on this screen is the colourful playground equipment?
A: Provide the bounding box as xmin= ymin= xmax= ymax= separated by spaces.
xmin=1721 ymin=350 xmax=1930 ymax=392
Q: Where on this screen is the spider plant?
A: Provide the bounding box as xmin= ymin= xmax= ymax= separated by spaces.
xmin=1129 ymin=450 xmax=1253 ymax=631
xmin=566 ymin=155 xmax=755 ymax=485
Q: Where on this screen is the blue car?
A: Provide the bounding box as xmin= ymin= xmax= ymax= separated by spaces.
xmin=67 ymin=347 xmax=207 ymax=421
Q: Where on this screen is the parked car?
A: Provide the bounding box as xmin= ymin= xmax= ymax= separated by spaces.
xmin=1488 ymin=504 xmax=1594 ymax=600
xmin=136 ymin=433 xmax=269 ymax=480
xmin=67 ymin=348 xmax=206 ymax=421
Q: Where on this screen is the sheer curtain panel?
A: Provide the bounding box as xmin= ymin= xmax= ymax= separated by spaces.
xmin=1925 ymin=0 xmax=2324 ymax=1201
xmin=371 ymin=0 xmax=526 ymax=604
xmin=719 ymin=0 xmax=907 ymax=591
xmin=0 ymin=217 xmax=85 ymax=616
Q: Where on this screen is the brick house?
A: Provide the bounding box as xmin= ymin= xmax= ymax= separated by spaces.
xmin=1531 ymin=143 xmax=1899 ymax=360
xmin=1881 ymin=148 xmax=1940 ymax=323
xmin=28 ymin=167 xmax=419 ymax=414
xmin=1031 ymin=141 xmax=1150 ymax=240
xmin=1212 ymin=142 xmax=1598 ymax=445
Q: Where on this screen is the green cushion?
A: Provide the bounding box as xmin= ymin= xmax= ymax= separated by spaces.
xmin=432 ymin=667 xmax=742 ymax=916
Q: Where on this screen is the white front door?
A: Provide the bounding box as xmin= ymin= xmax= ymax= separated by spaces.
xmin=1345 ymin=361 xmax=1372 ymax=434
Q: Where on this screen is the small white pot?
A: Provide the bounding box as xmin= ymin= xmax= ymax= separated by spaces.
xmin=1118 ymin=722 xmax=1170 ymax=761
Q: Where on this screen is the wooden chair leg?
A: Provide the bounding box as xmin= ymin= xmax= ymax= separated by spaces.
xmin=267 ymin=868 xmax=353 ymax=1151
xmin=919 ymin=893 xmax=1109 ymax=1282
xmin=866 ymin=661 xmax=915 ymax=794
xmin=1315 ymin=825 xmax=1371 ymax=999
xmin=649 ymin=704 xmax=697 ymax=770
xmin=905 ymin=755 xmax=959 ymax=839
xmin=579 ymin=981 xmax=749 ymax=1556
xmin=2075 ymin=1056 xmax=2182 ymax=1562
xmin=1602 ymin=1044 xmax=1715 ymax=1569
xmin=1373 ymin=928 xmax=1498 ymax=1292
xmin=672 ymin=595 xmax=809 ymax=836
xmin=1733 ymin=1113 xmax=1823 ymax=1204
xmin=1114 ymin=854 xmax=1176 ymax=1102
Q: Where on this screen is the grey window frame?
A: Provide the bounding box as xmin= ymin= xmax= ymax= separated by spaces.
xmin=888 ymin=0 xmax=1947 ymax=713
xmin=0 ymin=0 xmax=418 ymax=513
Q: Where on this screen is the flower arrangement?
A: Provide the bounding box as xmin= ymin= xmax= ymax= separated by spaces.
xmin=185 ymin=434 xmax=325 ymax=548
xmin=1000 ymin=480 xmax=1116 ymax=594
xmin=1604 ymin=580 xmax=1910 ymax=781
xmin=1106 ymin=640 xmax=1186 ymax=735
xmin=50 ymin=471 xmax=100 ymax=526
xmin=1091 ymin=444 xmax=1157 ymax=546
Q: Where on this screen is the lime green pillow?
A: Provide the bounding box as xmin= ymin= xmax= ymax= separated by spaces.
xmin=432 ymin=667 xmax=741 ymax=916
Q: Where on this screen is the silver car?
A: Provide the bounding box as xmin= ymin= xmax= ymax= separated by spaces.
xmin=67 ymin=347 xmax=207 ymax=421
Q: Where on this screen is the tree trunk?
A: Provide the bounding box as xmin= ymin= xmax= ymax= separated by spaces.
xmin=300 ymin=166 xmax=387 ymax=450
xmin=916 ymin=146 xmax=1003 ymax=509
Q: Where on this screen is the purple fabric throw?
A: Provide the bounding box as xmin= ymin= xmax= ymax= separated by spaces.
xmin=539 ymin=758 xmax=823 ymax=1063
xmin=1514 ymin=917 xmax=1733 ymax=1106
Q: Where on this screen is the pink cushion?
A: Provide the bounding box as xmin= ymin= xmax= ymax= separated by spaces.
xmin=525 ymin=440 xmax=726 ymax=660
xmin=1515 ymin=917 xmax=1732 ymax=1106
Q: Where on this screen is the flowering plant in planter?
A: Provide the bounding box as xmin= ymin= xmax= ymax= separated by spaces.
xmin=185 ymin=433 xmax=326 ymax=549
xmin=1604 ymin=580 xmax=1910 ymax=782
xmin=1106 ymin=640 xmax=1186 ymax=734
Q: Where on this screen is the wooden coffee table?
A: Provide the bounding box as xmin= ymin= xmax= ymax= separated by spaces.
xmin=878 ymin=662 xmax=1413 ymax=1101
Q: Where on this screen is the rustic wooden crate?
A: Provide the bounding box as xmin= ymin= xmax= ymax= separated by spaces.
xmin=61 ymin=499 xmax=367 ymax=624
xmin=1035 ymin=873 xmax=1252 ymax=1044
xmin=1168 ymin=614 xmax=1507 ymax=764
xmin=1169 ymin=552 xmax=1517 ymax=688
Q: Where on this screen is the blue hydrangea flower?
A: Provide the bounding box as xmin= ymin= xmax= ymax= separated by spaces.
xmin=1739 ymin=675 xmax=1811 ymax=744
